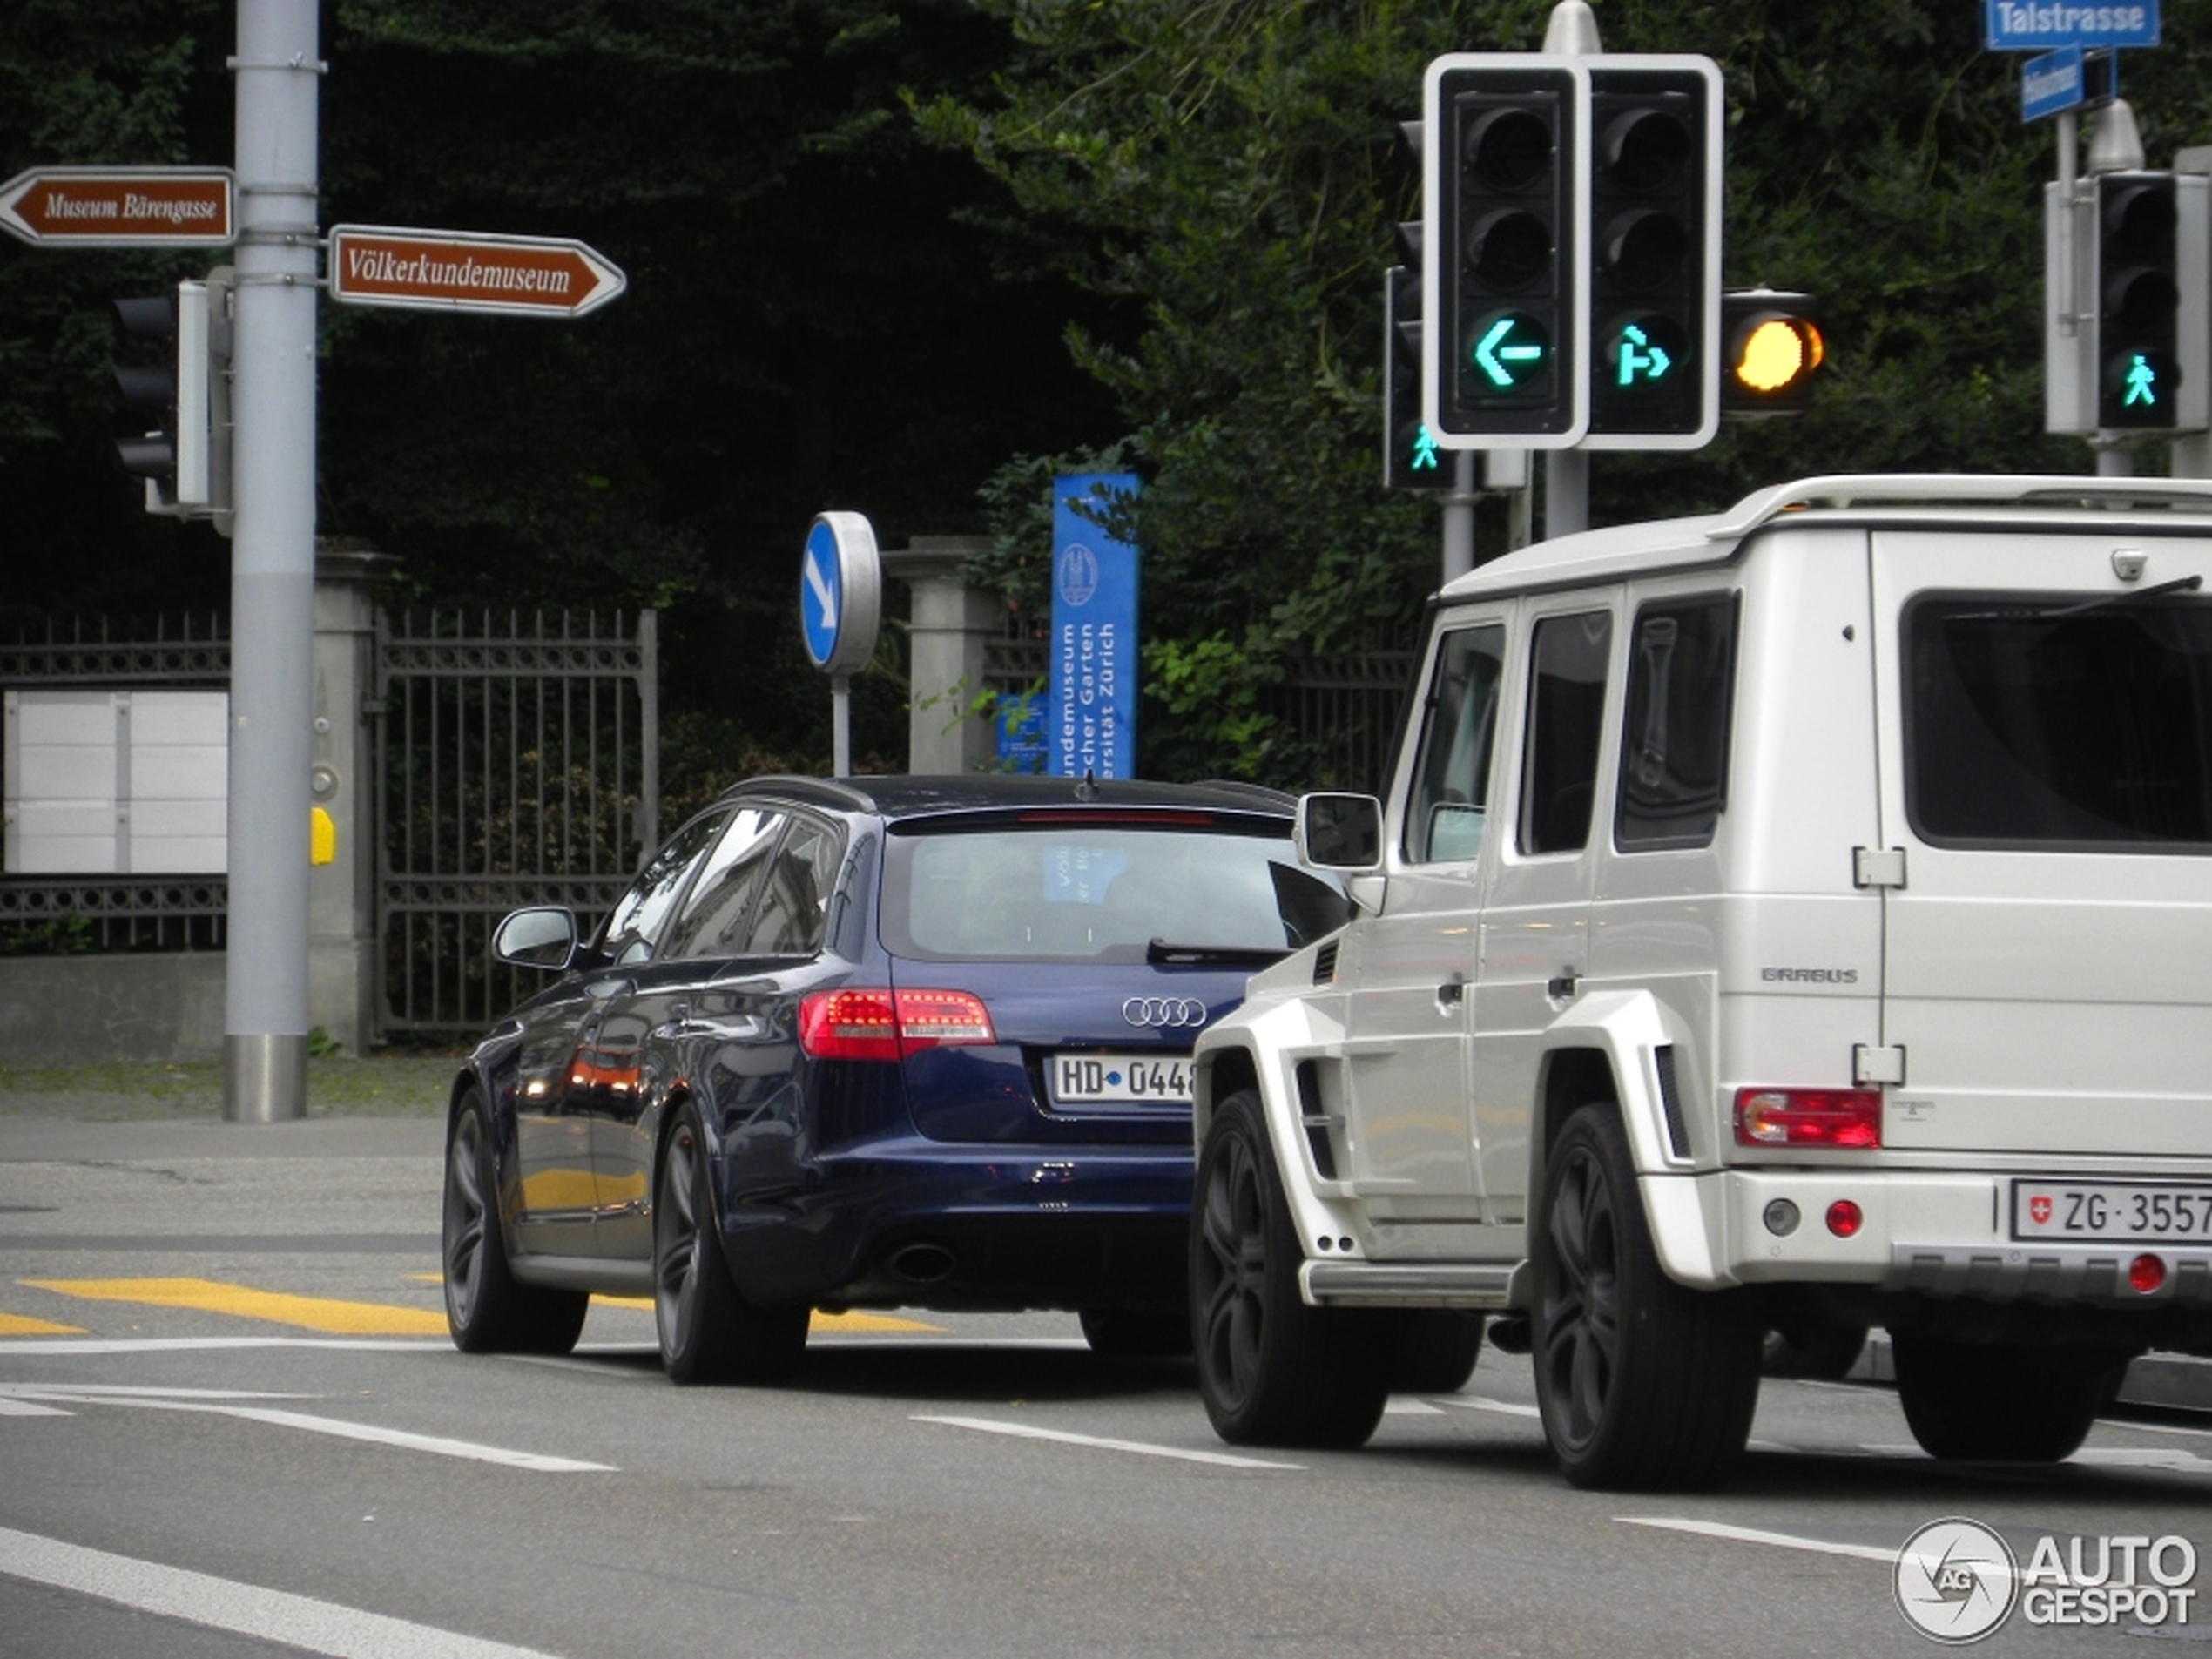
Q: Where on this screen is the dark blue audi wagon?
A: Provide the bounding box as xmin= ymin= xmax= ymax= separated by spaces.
xmin=440 ymin=772 xmax=1349 ymax=1383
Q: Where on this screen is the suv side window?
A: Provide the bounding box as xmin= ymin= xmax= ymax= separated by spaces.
xmin=660 ymin=807 xmax=789 ymax=959
xmin=598 ymin=810 xmax=729 ymax=964
xmin=1403 ymin=624 xmax=1507 ymax=864
xmin=1616 ymin=594 xmax=1738 ymax=850
xmin=1519 ymin=610 xmax=1613 ymax=856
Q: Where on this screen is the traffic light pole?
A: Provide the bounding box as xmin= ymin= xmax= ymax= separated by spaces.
xmin=222 ymin=0 xmax=321 ymax=1122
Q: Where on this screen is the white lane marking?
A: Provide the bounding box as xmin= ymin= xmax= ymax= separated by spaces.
xmin=1385 ymin=1399 xmax=1445 ymax=1415
xmin=0 ymin=1396 xmax=69 ymax=1417
xmin=0 ymin=1524 xmax=570 ymax=1659
xmin=1618 ymin=1516 xmax=1899 ymax=1566
xmin=0 ymin=1384 xmax=612 ymax=1473
xmin=1437 ymin=1394 xmax=1541 ymax=1420
xmin=915 ymin=1414 xmax=1303 ymax=1470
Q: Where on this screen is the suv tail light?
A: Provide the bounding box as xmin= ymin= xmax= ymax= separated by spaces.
xmin=799 ymin=988 xmax=996 ymax=1060
xmin=1733 ymin=1088 xmax=1882 ymax=1149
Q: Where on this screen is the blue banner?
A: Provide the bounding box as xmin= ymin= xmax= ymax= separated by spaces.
xmin=1049 ymin=473 xmax=1140 ymax=779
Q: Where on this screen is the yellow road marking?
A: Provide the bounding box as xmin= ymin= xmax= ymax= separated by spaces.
xmin=21 ymin=1278 xmax=447 ymax=1338
xmin=0 ymin=1312 xmax=85 ymax=1337
xmin=405 ymin=1276 xmax=942 ymax=1334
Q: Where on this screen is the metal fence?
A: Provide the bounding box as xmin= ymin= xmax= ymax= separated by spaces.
xmin=374 ymin=608 xmax=658 ymax=1036
xmin=984 ymin=635 xmax=1413 ymax=795
xmin=0 ymin=615 xmax=231 ymax=952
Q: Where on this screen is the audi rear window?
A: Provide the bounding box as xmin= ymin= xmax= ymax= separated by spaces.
xmin=1905 ymin=590 xmax=2212 ymax=849
xmin=880 ymin=823 xmax=1348 ymax=962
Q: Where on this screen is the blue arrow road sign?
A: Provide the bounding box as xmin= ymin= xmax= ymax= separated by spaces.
xmin=799 ymin=511 xmax=881 ymax=675
xmin=800 ymin=520 xmax=844 ymax=667
xmin=1986 ymin=1 xmax=2156 ymax=51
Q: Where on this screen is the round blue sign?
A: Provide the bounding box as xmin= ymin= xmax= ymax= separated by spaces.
xmin=799 ymin=512 xmax=881 ymax=675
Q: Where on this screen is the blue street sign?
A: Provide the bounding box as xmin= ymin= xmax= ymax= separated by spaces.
xmin=799 ymin=511 xmax=881 ymax=675
xmin=2021 ymin=44 xmax=2085 ymax=120
xmin=1048 ymin=474 xmax=1140 ymax=780
xmin=1986 ymin=1 xmax=2156 ymax=52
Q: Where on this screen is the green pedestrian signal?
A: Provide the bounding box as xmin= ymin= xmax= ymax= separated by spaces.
xmin=2123 ymin=352 xmax=2159 ymax=409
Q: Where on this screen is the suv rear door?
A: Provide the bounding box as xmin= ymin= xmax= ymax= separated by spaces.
xmin=1871 ymin=527 xmax=2212 ymax=1162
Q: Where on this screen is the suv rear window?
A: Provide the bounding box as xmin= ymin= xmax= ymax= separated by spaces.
xmin=1906 ymin=590 xmax=2212 ymax=848
xmin=881 ymin=822 xmax=1347 ymax=962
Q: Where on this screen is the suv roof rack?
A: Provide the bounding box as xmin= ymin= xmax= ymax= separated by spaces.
xmin=1706 ymin=472 xmax=2212 ymax=543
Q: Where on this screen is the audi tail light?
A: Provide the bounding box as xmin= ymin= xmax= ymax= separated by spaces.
xmin=1733 ymin=1088 xmax=1882 ymax=1149
xmin=799 ymin=988 xmax=996 ymax=1061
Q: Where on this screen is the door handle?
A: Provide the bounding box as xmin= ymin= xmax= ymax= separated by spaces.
xmin=1436 ymin=976 xmax=1466 ymax=1008
xmin=1546 ymin=969 xmax=1580 ymax=1001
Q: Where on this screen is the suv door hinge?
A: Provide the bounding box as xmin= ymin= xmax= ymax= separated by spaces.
xmin=1853 ymin=846 xmax=1907 ymax=889
xmin=1853 ymin=1043 xmax=1907 ymax=1086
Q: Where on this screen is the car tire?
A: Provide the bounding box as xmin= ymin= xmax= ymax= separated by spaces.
xmin=654 ymin=1103 xmax=808 ymax=1386
xmin=1892 ymin=1334 xmax=2129 ymax=1462
xmin=442 ymin=1090 xmax=588 ymax=1356
xmin=1079 ymin=1305 xmax=1192 ymax=1359
xmin=1388 ymin=1311 xmax=1485 ymax=1395
xmin=1190 ymin=1089 xmax=1389 ymax=1449
xmin=1762 ymin=1320 xmax=1869 ymax=1381
xmin=1532 ymin=1103 xmax=1762 ymax=1492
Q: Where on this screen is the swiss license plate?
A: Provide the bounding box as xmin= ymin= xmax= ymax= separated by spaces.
xmin=2011 ymin=1180 xmax=2212 ymax=1243
xmin=1049 ymin=1053 xmax=1192 ymax=1108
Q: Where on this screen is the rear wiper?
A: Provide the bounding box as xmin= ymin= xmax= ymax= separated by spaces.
xmin=1146 ymin=939 xmax=1286 ymax=966
xmin=1949 ymin=573 xmax=2203 ymax=623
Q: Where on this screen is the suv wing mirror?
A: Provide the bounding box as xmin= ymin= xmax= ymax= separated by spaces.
xmin=1298 ymin=792 xmax=1384 ymax=873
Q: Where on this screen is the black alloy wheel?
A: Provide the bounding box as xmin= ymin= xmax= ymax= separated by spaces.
xmin=442 ymin=1091 xmax=588 ymax=1355
xmin=653 ymin=1103 xmax=808 ymax=1386
xmin=1190 ymin=1089 xmax=1388 ymax=1448
xmin=1533 ymin=1103 xmax=1761 ymax=1491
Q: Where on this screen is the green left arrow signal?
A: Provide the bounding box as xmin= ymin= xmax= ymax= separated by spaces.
xmin=1471 ymin=314 xmax=1549 ymax=390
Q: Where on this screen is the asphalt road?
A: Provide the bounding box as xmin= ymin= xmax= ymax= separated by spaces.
xmin=2 ymin=1110 xmax=2209 ymax=1658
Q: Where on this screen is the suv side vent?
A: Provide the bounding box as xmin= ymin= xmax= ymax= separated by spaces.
xmin=1295 ymin=1062 xmax=1339 ymax=1180
xmin=1655 ymin=1044 xmax=1689 ymax=1159
xmin=1313 ymin=941 xmax=1339 ymax=984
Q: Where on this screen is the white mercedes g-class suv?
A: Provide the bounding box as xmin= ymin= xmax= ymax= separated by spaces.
xmin=1188 ymin=474 xmax=2212 ymax=1491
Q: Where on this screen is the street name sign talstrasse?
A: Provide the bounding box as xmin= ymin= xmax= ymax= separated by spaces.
xmin=0 ymin=167 xmax=235 ymax=247
xmin=327 ymin=226 xmax=627 ymax=318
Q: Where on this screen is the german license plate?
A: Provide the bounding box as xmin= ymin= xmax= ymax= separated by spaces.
xmin=1048 ymin=1053 xmax=1192 ymax=1107
xmin=2011 ymin=1180 xmax=2212 ymax=1243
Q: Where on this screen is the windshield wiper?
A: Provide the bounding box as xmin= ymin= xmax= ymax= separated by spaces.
xmin=1145 ymin=939 xmax=1285 ymax=966
xmin=1949 ymin=573 xmax=2204 ymax=623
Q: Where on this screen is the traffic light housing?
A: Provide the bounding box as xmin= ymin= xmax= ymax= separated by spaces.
xmin=1384 ymin=266 xmax=1450 ymax=489
xmin=2047 ymin=172 xmax=2208 ymax=435
xmin=2094 ymin=171 xmax=2180 ymax=428
xmin=1720 ymin=290 xmax=1824 ymax=415
xmin=1422 ymin=54 xmax=1588 ymax=448
xmin=110 ymin=272 xmax=231 ymax=521
xmin=1582 ymin=57 xmax=1722 ymax=449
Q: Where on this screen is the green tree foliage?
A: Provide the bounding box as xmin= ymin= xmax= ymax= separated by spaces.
xmin=5 ymin=1 xmax=2211 ymax=782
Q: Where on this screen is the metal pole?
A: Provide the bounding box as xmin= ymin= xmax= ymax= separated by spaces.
xmin=832 ymin=675 xmax=852 ymax=778
xmin=1440 ymin=450 xmax=1477 ymax=583
xmin=222 ymin=0 xmax=321 ymax=1122
xmin=1545 ymin=449 xmax=1590 ymax=539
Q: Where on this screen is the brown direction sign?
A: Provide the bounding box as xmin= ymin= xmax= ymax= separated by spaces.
xmin=0 ymin=166 xmax=236 ymax=247
xmin=327 ymin=225 xmax=627 ymax=318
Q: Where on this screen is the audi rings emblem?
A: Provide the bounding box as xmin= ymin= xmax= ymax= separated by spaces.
xmin=1123 ymin=996 xmax=1207 ymax=1029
